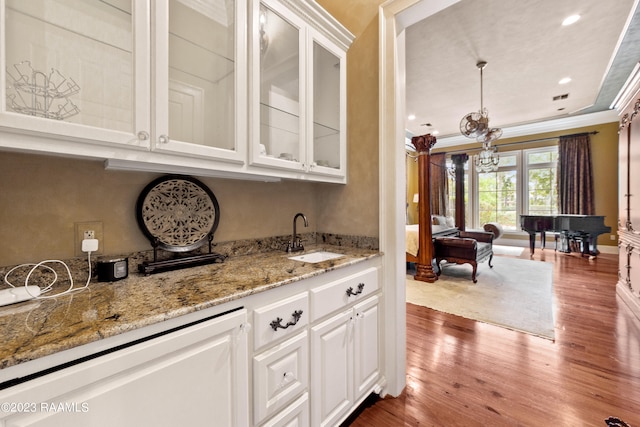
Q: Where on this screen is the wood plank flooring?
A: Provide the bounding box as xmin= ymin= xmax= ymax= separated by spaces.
xmin=348 ymin=249 xmax=640 ymax=426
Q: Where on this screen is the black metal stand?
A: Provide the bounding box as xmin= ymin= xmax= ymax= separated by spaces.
xmin=138 ymin=234 xmax=226 ymax=275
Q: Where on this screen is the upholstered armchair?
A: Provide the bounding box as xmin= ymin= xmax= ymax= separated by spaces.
xmin=433 ymin=230 xmax=494 ymax=283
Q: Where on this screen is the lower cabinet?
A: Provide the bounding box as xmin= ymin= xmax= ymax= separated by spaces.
xmin=253 ymin=331 xmax=309 ymax=424
xmin=261 ymin=393 xmax=309 ymax=427
xmin=0 ymin=261 xmax=381 ymax=427
xmin=252 ymin=263 xmax=382 ymax=427
xmin=310 ymin=295 xmax=380 ymax=427
xmin=0 ymin=309 xmax=249 ymax=427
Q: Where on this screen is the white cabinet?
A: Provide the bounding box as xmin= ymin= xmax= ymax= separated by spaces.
xmin=250 ymin=261 xmax=381 ymax=427
xmin=151 ymin=0 xmax=247 ymax=163
xmin=617 ymin=84 xmax=640 ymax=318
xmin=261 ymin=393 xmax=310 ymax=427
xmin=310 ymin=295 xmax=380 ymax=427
xmin=1 ymin=0 xmax=151 ymax=150
xmin=253 ymin=331 xmax=309 ymax=425
xmin=1 ymin=0 xmax=247 ymax=163
xmin=0 ymin=0 xmax=352 ymax=183
xmin=0 ymin=308 xmax=249 ymax=427
xmin=248 ymin=0 xmax=349 ymax=182
xmin=253 ymin=291 xmax=309 ymax=351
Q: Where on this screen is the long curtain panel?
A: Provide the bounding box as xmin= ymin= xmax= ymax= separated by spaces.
xmin=430 ymin=153 xmax=448 ymax=216
xmin=558 ymin=133 xmax=595 ymax=214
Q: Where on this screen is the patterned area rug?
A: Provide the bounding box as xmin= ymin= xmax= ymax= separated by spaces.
xmin=406 ymin=256 xmax=555 ymax=340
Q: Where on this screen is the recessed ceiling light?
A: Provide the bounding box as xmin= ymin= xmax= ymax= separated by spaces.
xmin=562 ymin=15 xmax=580 ymax=26
xmin=408 ymin=114 xmax=416 ymax=121
xmin=559 ymin=77 xmax=572 ymax=84
xmin=432 ymin=130 xmax=439 ymax=136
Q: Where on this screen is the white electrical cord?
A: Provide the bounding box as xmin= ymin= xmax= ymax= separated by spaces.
xmin=3 ymin=251 xmax=93 ymax=299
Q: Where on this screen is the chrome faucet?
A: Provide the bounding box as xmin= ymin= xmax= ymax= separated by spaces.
xmin=287 ymin=212 xmax=308 ymax=252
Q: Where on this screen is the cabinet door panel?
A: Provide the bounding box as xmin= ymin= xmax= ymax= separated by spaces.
xmin=309 ymin=30 xmax=346 ymax=177
xmin=152 ymin=0 xmax=246 ymax=162
xmin=629 ymin=115 xmax=640 ymax=229
xmin=0 ymin=310 xmax=248 ymax=427
xmin=629 ymin=246 xmax=640 ymax=298
xmin=250 ymin=0 xmax=306 ymax=171
xmin=353 ymin=296 xmax=380 ymax=399
xmin=2 ymin=0 xmax=150 ymax=147
xmin=619 ymin=123 xmax=630 ymax=229
xmin=310 ymin=310 xmax=353 ymax=427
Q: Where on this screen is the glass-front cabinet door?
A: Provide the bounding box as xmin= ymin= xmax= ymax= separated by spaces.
xmin=249 ymin=0 xmax=348 ymax=180
xmin=152 ymin=0 xmax=246 ymax=163
xmin=309 ymin=30 xmax=346 ymax=177
xmin=1 ymin=0 xmax=151 ymax=149
xmin=250 ymin=0 xmax=305 ymax=172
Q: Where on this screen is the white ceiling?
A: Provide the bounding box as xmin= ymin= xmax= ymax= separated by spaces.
xmin=404 ymin=0 xmax=640 ymax=148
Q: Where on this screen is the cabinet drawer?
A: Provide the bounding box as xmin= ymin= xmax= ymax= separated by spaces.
xmin=254 ymin=331 xmax=308 ymax=425
xmin=310 ymin=267 xmax=378 ymax=321
xmin=254 ymin=292 xmax=309 ymax=350
xmin=260 ymin=392 xmax=309 ymax=427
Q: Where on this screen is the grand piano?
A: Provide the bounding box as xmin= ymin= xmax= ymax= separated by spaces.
xmin=520 ymin=214 xmax=611 ymax=256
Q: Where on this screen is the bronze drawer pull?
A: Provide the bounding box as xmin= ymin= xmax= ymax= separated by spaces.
xmin=270 ymin=310 xmax=303 ymax=331
xmin=346 ymin=283 xmax=365 ymax=297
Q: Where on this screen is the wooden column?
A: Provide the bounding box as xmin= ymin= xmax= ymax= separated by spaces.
xmin=411 ymin=134 xmax=438 ymax=283
xmin=451 ymin=153 xmax=469 ymax=231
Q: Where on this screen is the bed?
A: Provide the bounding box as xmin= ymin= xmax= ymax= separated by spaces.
xmin=406 ymin=216 xmax=458 ymax=263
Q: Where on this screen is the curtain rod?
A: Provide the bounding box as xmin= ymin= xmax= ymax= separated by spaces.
xmin=438 ymin=131 xmax=599 ymax=155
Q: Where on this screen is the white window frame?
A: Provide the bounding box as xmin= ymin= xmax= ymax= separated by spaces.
xmin=469 ymin=149 xmax=522 ymax=230
xmin=523 ymin=146 xmax=559 ymax=217
xmin=449 ymin=144 xmax=558 ymax=232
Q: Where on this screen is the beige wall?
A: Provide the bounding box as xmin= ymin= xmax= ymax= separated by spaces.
xmin=315 ymin=0 xmax=384 ymax=237
xmin=0 ymin=1 xmax=384 ymax=267
xmin=409 ymin=121 xmax=620 ymax=247
xmin=0 ymin=152 xmax=318 ymax=265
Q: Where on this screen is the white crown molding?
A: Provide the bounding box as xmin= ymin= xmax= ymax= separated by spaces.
xmin=434 ymin=110 xmax=620 ymax=148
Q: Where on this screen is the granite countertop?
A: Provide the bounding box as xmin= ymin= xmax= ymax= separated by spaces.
xmin=0 ymin=245 xmax=381 ymax=372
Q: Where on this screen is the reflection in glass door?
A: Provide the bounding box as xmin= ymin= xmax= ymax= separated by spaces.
xmin=4 ymin=0 xmax=134 ymax=132
xmin=258 ymin=3 xmax=301 ymax=163
xmin=168 ymin=0 xmax=237 ymax=151
xmin=312 ymin=41 xmax=341 ymax=170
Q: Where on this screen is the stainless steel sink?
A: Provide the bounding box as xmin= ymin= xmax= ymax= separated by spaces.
xmin=288 ymin=251 xmax=345 ymax=263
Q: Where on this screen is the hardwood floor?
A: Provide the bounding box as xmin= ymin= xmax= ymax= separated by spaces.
xmin=349 ymin=249 xmax=640 ymax=426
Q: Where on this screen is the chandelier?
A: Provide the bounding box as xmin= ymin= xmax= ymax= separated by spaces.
xmin=460 ymin=61 xmax=501 ymax=172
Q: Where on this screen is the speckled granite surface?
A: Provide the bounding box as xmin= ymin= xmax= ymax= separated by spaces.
xmin=0 ymin=243 xmax=380 ymax=372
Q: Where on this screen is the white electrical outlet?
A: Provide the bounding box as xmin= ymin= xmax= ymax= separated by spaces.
xmin=75 ymin=221 xmax=103 ymax=256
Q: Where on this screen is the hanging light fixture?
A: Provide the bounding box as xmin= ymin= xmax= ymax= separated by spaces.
xmin=460 ymin=61 xmax=501 ymax=172
xmin=475 ymin=141 xmax=499 ymax=172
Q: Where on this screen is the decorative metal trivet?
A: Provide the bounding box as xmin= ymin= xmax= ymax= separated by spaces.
xmin=136 ymin=175 xmax=225 ymax=274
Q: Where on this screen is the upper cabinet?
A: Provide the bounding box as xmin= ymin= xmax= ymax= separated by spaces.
xmin=1 ymin=0 xmax=151 ymax=150
xmin=152 ymin=0 xmax=247 ymax=163
xmin=0 ymin=0 xmax=352 ymax=183
xmin=249 ymin=0 xmax=348 ymax=181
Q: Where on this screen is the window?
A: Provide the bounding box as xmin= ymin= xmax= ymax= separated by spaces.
xmin=525 ymin=148 xmax=558 ymax=216
xmin=447 ymin=145 xmax=558 ymax=232
xmin=476 ymin=153 xmax=518 ymax=230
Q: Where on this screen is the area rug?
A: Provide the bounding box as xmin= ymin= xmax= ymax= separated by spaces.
xmin=406 ymin=257 xmax=555 ymax=340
